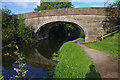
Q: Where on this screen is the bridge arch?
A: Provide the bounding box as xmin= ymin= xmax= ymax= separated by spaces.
xmin=35 ymin=17 xmax=88 ymax=41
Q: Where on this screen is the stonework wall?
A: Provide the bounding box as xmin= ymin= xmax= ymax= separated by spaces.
xmin=17 ymin=7 xmax=116 ymax=42
xmin=18 ymin=7 xmax=108 ymax=19
xmin=24 ymin=14 xmax=108 ymax=42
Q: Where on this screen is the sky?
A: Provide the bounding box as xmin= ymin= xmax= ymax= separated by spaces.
xmin=1 ymin=0 xmax=116 ymax=14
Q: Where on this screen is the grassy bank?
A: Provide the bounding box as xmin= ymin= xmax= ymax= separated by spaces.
xmin=86 ymin=32 xmax=119 ymax=58
xmin=52 ymin=41 xmax=100 ymax=78
xmin=72 ymin=38 xmax=83 ymax=42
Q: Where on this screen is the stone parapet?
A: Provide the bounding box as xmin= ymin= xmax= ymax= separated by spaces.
xmin=18 ymin=7 xmax=108 ymax=19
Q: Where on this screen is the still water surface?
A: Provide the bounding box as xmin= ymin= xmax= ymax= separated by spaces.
xmin=2 ymin=38 xmax=68 ymax=78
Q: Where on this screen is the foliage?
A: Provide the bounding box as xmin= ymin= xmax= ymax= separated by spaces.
xmin=16 ymin=17 xmax=33 ymax=43
xmin=35 ymin=1 xmax=85 ymax=40
xmin=86 ymin=1 xmax=119 ymax=58
xmin=1 ymin=8 xmax=18 ymax=29
xmin=72 ymin=37 xmax=84 ymax=42
xmin=52 ymin=41 xmax=100 ymax=78
xmin=2 ymin=8 xmax=34 ymax=45
xmin=3 ymin=45 xmax=28 ymax=79
xmin=34 ymin=1 xmax=73 ymax=11
xmin=87 ymin=32 xmax=119 ymax=58
xmin=0 ymin=75 xmax=4 ymax=80
xmin=49 ymin=22 xmax=85 ymax=40
xmin=106 ymin=1 xmax=120 ymax=25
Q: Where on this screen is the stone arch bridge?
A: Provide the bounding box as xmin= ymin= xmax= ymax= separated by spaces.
xmin=18 ymin=7 xmax=117 ymax=42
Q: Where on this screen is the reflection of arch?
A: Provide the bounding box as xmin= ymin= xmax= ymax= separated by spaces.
xmin=26 ymin=49 xmax=57 ymax=66
xmin=35 ymin=17 xmax=88 ymax=41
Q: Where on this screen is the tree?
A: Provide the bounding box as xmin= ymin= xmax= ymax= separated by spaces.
xmin=1 ymin=8 xmax=18 ymax=29
xmin=34 ymin=1 xmax=85 ymax=40
xmin=106 ymin=1 xmax=120 ymax=25
xmin=2 ymin=8 xmax=33 ymax=45
xmin=34 ymin=1 xmax=73 ymax=11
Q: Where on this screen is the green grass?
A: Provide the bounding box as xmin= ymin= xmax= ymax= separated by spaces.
xmin=72 ymin=38 xmax=83 ymax=42
xmin=87 ymin=32 xmax=119 ymax=58
xmin=52 ymin=41 xmax=100 ymax=78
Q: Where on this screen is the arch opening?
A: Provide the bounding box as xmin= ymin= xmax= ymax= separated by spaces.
xmin=36 ymin=21 xmax=86 ymax=42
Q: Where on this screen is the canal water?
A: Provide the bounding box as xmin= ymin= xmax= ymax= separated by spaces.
xmin=2 ymin=38 xmax=69 ymax=79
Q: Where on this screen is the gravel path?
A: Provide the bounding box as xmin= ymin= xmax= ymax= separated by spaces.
xmin=76 ymin=43 xmax=118 ymax=78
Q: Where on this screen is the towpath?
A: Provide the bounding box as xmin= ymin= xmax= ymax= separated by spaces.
xmin=76 ymin=43 xmax=118 ymax=78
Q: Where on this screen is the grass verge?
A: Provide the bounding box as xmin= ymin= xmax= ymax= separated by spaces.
xmin=52 ymin=41 xmax=100 ymax=78
xmin=72 ymin=38 xmax=83 ymax=42
xmin=86 ymin=32 xmax=119 ymax=58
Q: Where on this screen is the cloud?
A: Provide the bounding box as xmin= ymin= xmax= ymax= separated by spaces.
xmin=2 ymin=0 xmax=116 ymax=2
xmin=2 ymin=0 xmax=39 ymax=2
xmin=2 ymin=0 xmax=41 ymax=8
xmin=92 ymin=5 xmax=103 ymax=7
xmin=16 ymin=2 xmax=29 ymax=8
xmin=34 ymin=1 xmax=40 ymax=8
xmin=2 ymin=2 xmax=29 ymax=8
xmin=2 ymin=0 xmax=116 ymax=8
xmin=15 ymin=2 xmax=40 ymax=8
xmin=72 ymin=0 xmax=115 ymax=2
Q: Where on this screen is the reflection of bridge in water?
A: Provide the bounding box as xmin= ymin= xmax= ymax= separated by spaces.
xmin=18 ymin=7 xmax=117 ymax=42
xmin=26 ymin=49 xmax=57 ymax=69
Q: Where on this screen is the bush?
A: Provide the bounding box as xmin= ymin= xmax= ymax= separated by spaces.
xmin=106 ymin=1 xmax=120 ymax=25
xmin=2 ymin=8 xmax=34 ymax=45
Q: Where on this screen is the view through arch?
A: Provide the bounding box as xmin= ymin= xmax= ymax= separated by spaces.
xmin=36 ymin=21 xmax=86 ymax=41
